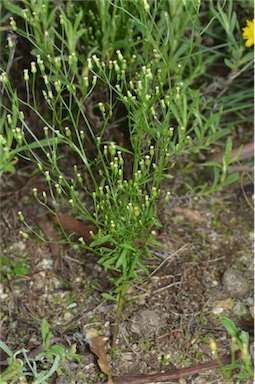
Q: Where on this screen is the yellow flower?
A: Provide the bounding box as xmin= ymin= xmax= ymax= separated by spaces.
xmin=242 ymin=19 xmax=254 ymax=47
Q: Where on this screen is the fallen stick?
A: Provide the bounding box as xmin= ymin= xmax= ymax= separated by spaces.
xmin=105 ymin=351 xmax=240 ymax=384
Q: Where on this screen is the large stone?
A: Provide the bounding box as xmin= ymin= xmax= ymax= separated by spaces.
xmin=222 ymin=267 xmax=251 ymax=299
xmin=127 ymin=309 xmax=160 ymax=340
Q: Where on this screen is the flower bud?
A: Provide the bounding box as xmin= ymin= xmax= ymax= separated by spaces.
xmin=31 ymin=61 xmax=37 ymax=74
xmin=18 ymin=211 xmax=25 ymax=222
xmin=23 ymin=69 xmax=29 ymax=82
xmin=20 ymin=231 xmax=29 ymax=239
xmin=10 ymin=17 xmax=17 ymax=31
xmin=33 ymin=188 xmax=38 ymax=198
xmin=45 ymin=171 xmax=50 ymax=182
xmin=209 ymin=339 xmax=217 ymax=354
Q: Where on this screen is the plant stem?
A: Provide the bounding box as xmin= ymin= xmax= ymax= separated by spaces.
xmin=111 ymin=286 xmax=126 ymax=347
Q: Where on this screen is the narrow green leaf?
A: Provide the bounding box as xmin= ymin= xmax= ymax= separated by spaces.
xmin=101 ymin=293 xmax=117 ymax=302
xmin=0 ymin=340 xmax=13 ymax=357
xmin=115 ymin=248 xmax=127 ymax=269
xmin=119 ymin=243 xmax=136 ymax=251
xmin=220 ymin=172 xmax=239 ymax=188
xmin=224 ymin=58 xmax=234 ymax=69
xmin=90 ymin=235 xmax=112 ymax=247
xmin=221 ymin=317 xmax=239 ymax=338
xmin=3 ymin=0 xmax=24 ymax=17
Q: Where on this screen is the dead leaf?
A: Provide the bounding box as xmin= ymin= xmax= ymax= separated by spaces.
xmin=214 ymin=298 xmax=234 ymax=310
xmin=36 ymin=216 xmax=62 ymax=268
xmin=173 ymin=207 xmax=205 ymax=224
xmin=49 ymin=212 xmax=97 ymax=242
xmin=85 ymin=328 xmax=113 ymax=384
xmin=207 ymin=141 xmax=254 ymax=164
xmin=49 ymin=212 xmax=113 ymax=248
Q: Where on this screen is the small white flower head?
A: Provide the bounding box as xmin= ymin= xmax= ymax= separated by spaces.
xmin=113 ymin=60 xmax=120 ymax=73
xmin=165 ymin=191 xmax=171 ymax=203
xmin=77 ymin=173 xmax=83 ymax=184
xmin=83 ymin=76 xmax=89 ymax=88
xmin=7 ymin=37 xmax=14 ymax=49
xmin=43 ymin=126 xmax=49 ymax=137
xmin=31 ymin=61 xmax=37 ymax=74
xmin=33 ymin=188 xmax=38 ymax=197
xmin=65 ymin=126 xmax=71 ymax=137
xmin=92 ymin=54 xmax=99 ymax=63
xmin=18 ymin=211 xmax=25 ymax=222
xmin=145 ymin=155 xmax=151 ymax=166
xmin=92 ymin=75 xmax=97 ymax=86
xmin=45 ymin=171 xmax=50 ymax=182
xmin=0 ymin=72 xmax=8 ymax=83
xmin=109 ymin=142 xmax=116 ymax=156
xmin=10 ymin=17 xmax=17 ymax=31
xmin=7 ymin=114 xmax=12 ymax=125
xmin=79 ymin=237 xmax=86 ymax=245
xmin=22 ymin=9 xmax=29 ymax=21
xmin=98 ymin=102 xmax=105 ymax=114
xmin=42 ymin=191 xmax=47 ymax=201
xmin=37 ymin=162 xmax=43 ymax=171
xmin=54 ymin=56 xmax=61 ymax=70
xmin=43 ymin=75 xmax=49 ymax=85
xmin=23 ymin=69 xmax=29 ymax=81
xmin=134 ymin=206 xmax=140 ymax=217
xmin=55 ymin=184 xmax=62 ymax=195
xmin=69 ymin=199 xmax=74 ymax=207
xmin=20 ymin=231 xmax=29 ymax=239
xmin=80 ymin=130 xmax=85 ymax=139
xmin=116 ymin=50 xmax=123 ymax=61
xmin=87 ymin=57 xmax=92 ymax=70
xmin=54 ymin=80 xmax=61 ymax=93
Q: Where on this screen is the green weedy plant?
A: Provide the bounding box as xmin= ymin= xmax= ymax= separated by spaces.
xmin=0 ymin=319 xmax=81 ymax=384
xmin=0 ymin=0 xmax=253 ymax=328
xmin=209 ymin=317 xmax=253 ymax=383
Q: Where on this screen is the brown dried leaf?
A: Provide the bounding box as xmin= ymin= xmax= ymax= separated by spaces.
xmin=214 ymin=298 xmax=234 ymax=310
xmin=36 ymin=216 xmax=62 ymax=268
xmin=173 ymin=207 xmax=205 ymax=224
xmin=49 ymin=212 xmax=97 ymax=242
xmin=207 ymin=141 xmax=254 ymax=164
xmin=86 ymin=329 xmax=113 ymax=384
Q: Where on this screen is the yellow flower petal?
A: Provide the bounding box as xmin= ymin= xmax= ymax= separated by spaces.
xmin=242 ymin=19 xmax=254 ymax=47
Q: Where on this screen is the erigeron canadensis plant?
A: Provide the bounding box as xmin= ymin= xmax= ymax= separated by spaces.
xmin=1 ymin=0 xmax=253 ymax=328
xmin=0 ymin=50 xmax=239 ymax=335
